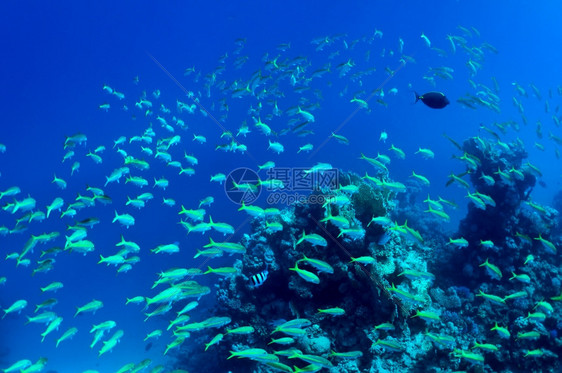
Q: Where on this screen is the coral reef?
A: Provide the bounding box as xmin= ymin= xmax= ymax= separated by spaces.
xmin=171 ymin=156 xmax=561 ymax=372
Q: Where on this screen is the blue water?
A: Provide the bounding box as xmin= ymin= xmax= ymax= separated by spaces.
xmin=1 ymin=1 xmax=561 ymax=372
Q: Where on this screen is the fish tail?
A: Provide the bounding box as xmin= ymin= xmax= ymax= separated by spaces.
xmin=414 ymin=91 xmax=421 ymax=103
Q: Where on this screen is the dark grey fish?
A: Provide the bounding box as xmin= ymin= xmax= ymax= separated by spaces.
xmin=377 ymin=232 xmax=391 ymax=245
xmin=415 ymin=91 xmax=450 ymax=109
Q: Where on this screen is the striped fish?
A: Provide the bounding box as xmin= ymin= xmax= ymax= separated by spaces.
xmin=250 ymin=270 xmax=268 ymax=287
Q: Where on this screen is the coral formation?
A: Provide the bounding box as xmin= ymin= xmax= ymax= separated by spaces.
xmin=171 ymin=145 xmax=561 ymax=372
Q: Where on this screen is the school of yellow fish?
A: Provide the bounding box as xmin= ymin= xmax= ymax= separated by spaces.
xmin=1 ymin=23 xmax=561 ymax=373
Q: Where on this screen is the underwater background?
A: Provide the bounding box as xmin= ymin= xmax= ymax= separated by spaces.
xmin=1 ymin=1 xmax=562 ymax=372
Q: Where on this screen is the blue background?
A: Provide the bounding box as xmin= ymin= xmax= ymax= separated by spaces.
xmin=1 ymin=1 xmax=561 ymax=371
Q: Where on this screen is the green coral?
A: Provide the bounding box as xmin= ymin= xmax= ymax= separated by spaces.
xmin=351 ymin=182 xmax=389 ymax=223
